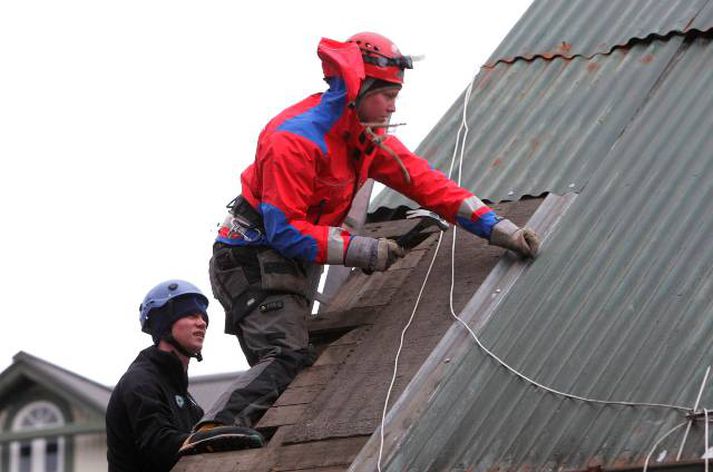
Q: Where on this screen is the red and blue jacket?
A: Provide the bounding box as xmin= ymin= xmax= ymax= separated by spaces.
xmin=217 ymin=38 xmax=498 ymax=264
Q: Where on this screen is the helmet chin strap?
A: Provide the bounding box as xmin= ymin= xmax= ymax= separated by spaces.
xmin=163 ymin=334 xmax=203 ymax=362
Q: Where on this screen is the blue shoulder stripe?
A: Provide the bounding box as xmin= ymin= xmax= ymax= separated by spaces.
xmin=277 ymin=78 xmax=347 ymax=154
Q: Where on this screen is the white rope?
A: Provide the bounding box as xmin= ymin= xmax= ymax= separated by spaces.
xmin=377 ymin=232 xmax=444 ymax=472
xmin=643 ymin=421 xmax=689 ymax=472
xmin=446 ymin=268 xmax=692 ymax=411
xmin=677 ymin=366 xmax=711 ymax=459
xmin=445 ymin=74 xmax=692 ymax=413
xmin=452 ymin=287 xmax=697 ymax=410
xmin=705 ymin=408 xmax=710 ymax=472
xmin=376 ymin=75 xmax=476 ymax=472
xmin=376 ymin=69 xmax=477 ymax=472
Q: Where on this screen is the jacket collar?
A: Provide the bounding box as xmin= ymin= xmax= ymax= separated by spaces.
xmin=139 ymin=345 xmax=190 ymax=391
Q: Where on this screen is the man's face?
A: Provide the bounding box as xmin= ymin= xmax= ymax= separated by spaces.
xmin=357 ymin=87 xmax=400 ymax=124
xmin=171 ymin=313 xmax=207 ymax=354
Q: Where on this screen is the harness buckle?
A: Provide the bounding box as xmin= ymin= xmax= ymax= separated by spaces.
xmin=224 ymin=214 xmax=262 ymax=242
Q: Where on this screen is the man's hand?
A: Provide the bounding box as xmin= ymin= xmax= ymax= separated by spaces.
xmin=375 ymin=238 xmax=406 ymax=271
xmin=489 ymin=219 xmax=540 ymax=258
xmin=345 ymin=236 xmax=405 ymax=272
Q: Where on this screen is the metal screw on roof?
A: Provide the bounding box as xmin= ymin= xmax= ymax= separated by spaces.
xmin=507 ymin=190 xmax=515 ymax=196
xmin=495 ymin=288 xmax=502 ymax=294
xmin=444 ymin=358 xmax=451 ymax=364
xmin=569 ymin=183 xmax=576 ymax=189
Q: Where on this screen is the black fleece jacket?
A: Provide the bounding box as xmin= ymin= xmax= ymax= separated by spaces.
xmin=106 ymin=346 xmax=203 ymax=472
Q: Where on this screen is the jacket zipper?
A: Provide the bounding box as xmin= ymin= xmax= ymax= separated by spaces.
xmin=314 ymin=199 xmax=326 ymax=224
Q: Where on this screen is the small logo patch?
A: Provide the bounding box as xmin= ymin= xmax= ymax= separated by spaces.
xmin=175 ymin=395 xmax=185 ymax=408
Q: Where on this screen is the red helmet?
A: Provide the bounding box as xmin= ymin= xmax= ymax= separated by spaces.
xmin=347 ymin=32 xmax=413 ymax=85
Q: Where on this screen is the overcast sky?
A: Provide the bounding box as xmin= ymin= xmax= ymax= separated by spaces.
xmin=0 ymin=1 xmax=532 ymax=386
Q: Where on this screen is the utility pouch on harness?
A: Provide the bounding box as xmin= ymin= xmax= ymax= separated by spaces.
xmin=211 ymin=246 xmax=319 ymax=335
xmin=209 ymin=244 xmax=267 ymax=335
xmin=256 ymin=250 xmax=314 ymax=295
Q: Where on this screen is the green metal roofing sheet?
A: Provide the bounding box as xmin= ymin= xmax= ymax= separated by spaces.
xmin=359 ymin=35 xmax=713 ymax=470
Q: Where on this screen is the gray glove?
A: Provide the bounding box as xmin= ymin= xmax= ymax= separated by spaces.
xmin=344 ymin=236 xmax=405 ymax=272
xmin=489 ymin=219 xmax=540 ymax=258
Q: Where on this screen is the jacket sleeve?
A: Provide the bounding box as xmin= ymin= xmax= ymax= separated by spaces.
xmin=368 ymin=135 xmax=500 ymax=240
xmin=121 ymin=379 xmax=189 ymax=471
xmin=256 ymin=132 xmax=352 ymax=264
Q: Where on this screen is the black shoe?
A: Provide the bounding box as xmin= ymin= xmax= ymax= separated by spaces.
xmin=179 ymin=425 xmax=264 ymax=455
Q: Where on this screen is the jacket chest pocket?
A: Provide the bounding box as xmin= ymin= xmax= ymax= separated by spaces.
xmin=309 ymin=175 xmax=356 ymax=224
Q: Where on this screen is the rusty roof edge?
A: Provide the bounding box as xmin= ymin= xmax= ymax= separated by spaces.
xmin=348 ymin=193 xmax=577 ymax=471
xmin=484 ymin=27 xmax=713 ymax=68
xmin=569 ymin=459 xmax=709 ymax=472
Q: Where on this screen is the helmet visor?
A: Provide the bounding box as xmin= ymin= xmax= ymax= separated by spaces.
xmin=362 ymin=54 xmax=413 ymax=70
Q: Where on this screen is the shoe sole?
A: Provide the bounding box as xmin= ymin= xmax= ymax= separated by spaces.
xmin=179 ymin=433 xmax=264 ymax=455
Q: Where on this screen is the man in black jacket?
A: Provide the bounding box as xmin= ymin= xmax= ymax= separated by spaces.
xmin=106 ymin=279 xmax=209 ymax=471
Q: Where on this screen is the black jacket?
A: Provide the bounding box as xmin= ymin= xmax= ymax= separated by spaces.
xmin=106 ymin=346 xmax=203 ymax=472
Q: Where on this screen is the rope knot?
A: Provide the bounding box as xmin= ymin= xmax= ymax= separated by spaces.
xmin=363 ymin=126 xmax=412 ymax=185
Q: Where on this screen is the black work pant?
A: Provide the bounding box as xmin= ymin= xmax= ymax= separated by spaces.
xmin=202 ymin=244 xmax=317 ymax=428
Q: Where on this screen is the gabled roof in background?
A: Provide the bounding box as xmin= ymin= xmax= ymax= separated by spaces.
xmin=0 ymin=351 xmax=240 ymax=446
xmin=0 ymin=351 xmax=112 ymax=415
xmin=0 ymin=351 xmax=239 ymax=417
xmin=359 ymin=0 xmax=713 ymax=470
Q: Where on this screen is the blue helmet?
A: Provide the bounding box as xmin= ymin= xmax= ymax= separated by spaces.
xmin=139 ymin=279 xmax=209 ymax=335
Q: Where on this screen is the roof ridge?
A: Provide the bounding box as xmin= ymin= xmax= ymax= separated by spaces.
xmin=12 ymin=351 xmax=112 ymax=392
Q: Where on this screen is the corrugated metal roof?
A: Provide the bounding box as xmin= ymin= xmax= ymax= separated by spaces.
xmin=371 ymin=37 xmax=683 ymax=209
xmin=356 ymin=34 xmax=713 ymax=470
xmin=486 ymin=0 xmax=713 ymax=65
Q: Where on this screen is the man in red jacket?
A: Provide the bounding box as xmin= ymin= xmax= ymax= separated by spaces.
xmin=180 ymin=32 xmax=539 ymax=454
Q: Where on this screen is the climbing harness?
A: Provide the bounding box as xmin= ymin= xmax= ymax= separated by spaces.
xmin=224 ymin=195 xmax=263 ymax=242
